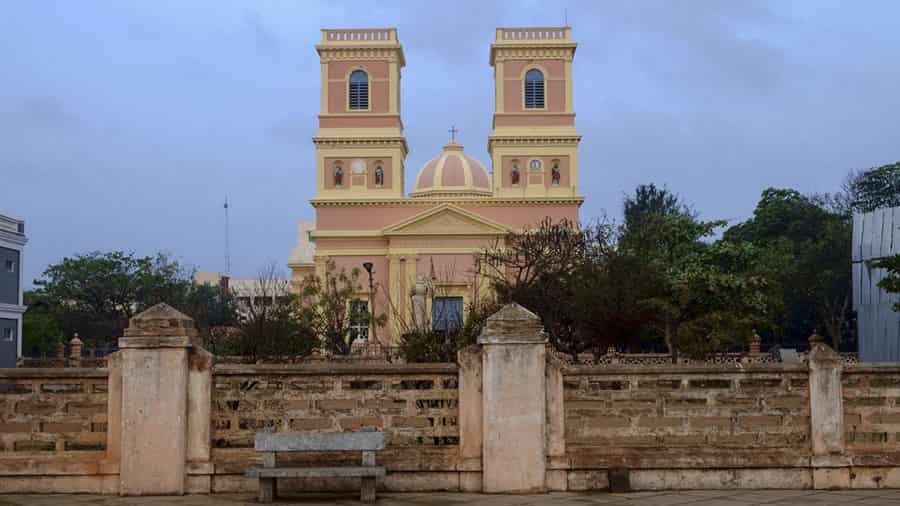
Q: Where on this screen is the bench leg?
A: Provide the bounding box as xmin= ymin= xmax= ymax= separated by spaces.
xmin=259 ymin=477 xmax=276 ymax=503
xmin=361 ymin=477 xmax=376 ymax=503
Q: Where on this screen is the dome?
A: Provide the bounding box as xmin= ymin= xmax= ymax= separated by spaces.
xmin=411 ymin=143 xmax=492 ymax=198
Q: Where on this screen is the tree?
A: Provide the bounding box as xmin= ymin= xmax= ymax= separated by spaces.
xmin=874 ymin=254 xmax=900 ymax=312
xmin=230 ymin=263 xmax=318 ymax=359
xmin=842 ymin=162 xmax=900 ymax=214
xmin=299 ymin=260 xmax=384 ymax=355
xmin=725 ymin=188 xmax=853 ymax=350
xmin=22 ymin=291 xmax=65 ymax=356
xmin=34 ymin=251 xmax=190 ymax=347
xmin=399 ymin=299 xmax=502 ymax=363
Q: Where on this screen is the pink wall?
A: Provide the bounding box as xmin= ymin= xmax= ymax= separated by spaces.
xmin=501 ymin=59 xmax=566 ymax=113
xmin=500 ymin=155 xmax=570 ymax=188
xmin=316 ymin=202 xmax=580 ymax=231
xmin=323 ymin=157 xmax=394 ymax=190
xmin=325 ymin=61 xmax=390 ymax=114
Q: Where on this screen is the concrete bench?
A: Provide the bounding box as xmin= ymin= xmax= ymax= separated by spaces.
xmin=246 ymin=432 xmax=386 ymax=503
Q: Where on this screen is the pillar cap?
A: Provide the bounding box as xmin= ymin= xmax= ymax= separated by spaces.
xmin=477 ymin=303 xmax=546 ymax=345
xmin=120 ymin=303 xmax=197 ymax=348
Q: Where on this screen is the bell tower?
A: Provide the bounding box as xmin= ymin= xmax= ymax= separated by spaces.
xmin=313 ymin=29 xmax=407 ymax=200
xmin=488 ymin=27 xmax=581 ymax=199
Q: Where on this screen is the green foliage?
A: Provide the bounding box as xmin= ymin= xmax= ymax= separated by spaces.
xmin=299 ymin=260 xmax=386 ymax=355
xmin=725 ymin=188 xmax=853 ymax=349
xmin=620 ymin=185 xmax=768 ymax=359
xmin=34 ymin=251 xmax=191 ymax=346
xmin=875 ymin=254 xmax=900 ymax=312
xmin=399 ymin=300 xmax=501 ymax=363
xmin=846 ymin=162 xmax=900 ymax=213
xmin=22 ymin=303 xmax=65 ymax=356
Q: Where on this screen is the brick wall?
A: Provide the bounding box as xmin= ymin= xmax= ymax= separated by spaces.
xmin=842 ymin=365 xmax=900 ymax=453
xmin=0 ymin=369 xmax=108 ymax=454
xmin=563 ymin=364 xmax=812 ymax=470
xmin=211 ymin=363 xmax=460 ymax=479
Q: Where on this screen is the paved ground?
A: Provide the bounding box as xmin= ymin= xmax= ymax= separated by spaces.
xmin=3 ymin=490 xmax=900 ymax=506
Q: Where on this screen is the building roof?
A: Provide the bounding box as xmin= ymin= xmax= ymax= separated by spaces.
xmin=411 ymin=143 xmax=491 ymax=198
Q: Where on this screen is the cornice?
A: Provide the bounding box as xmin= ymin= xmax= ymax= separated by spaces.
xmin=487 ymin=136 xmax=582 ymax=147
xmin=310 ymin=196 xmax=584 ymax=208
xmin=313 ymin=136 xmax=409 ymax=154
xmin=0 ymin=229 xmax=27 ymax=247
xmin=492 ymin=45 xmax=576 ymax=64
xmin=316 ymin=47 xmax=403 ymax=65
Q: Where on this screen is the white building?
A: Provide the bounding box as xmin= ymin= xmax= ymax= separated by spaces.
xmin=0 ymin=215 xmax=27 ymax=367
xmin=193 ymin=271 xmax=291 ymax=317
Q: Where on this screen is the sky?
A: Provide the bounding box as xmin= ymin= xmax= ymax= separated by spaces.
xmin=3 ymin=1 xmax=900 ymax=287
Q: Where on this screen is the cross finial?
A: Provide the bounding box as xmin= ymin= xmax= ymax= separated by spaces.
xmin=448 ymin=125 xmax=459 ymax=143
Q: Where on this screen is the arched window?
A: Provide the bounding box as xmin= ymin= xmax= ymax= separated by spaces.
xmin=349 ymin=70 xmax=369 ymax=110
xmin=524 ymin=69 xmax=545 ymax=109
xmin=374 ymin=166 xmax=384 ymax=186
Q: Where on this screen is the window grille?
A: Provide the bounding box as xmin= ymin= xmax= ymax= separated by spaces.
xmin=349 ymin=70 xmax=369 ymax=110
xmin=349 ymin=299 xmax=370 ymax=340
xmin=524 ymin=69 xmax=545 ymax=109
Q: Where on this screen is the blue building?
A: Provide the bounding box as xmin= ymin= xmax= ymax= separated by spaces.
xmin=0 ymin=214 xmax=26 ymax=367
xmin=853 ymin=207 xmax=900 ymax=362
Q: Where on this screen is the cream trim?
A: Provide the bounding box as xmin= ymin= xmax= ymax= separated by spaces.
xmin=310 ymin=196 xmax=584 ymax=207
xmin=382 ymin=203 xmax=510 ymax=236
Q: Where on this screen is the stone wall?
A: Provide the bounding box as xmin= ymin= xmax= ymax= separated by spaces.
xmin=0 ymin=368 xmax=115 ymax=493
xmin=210 ymin=363 xmax=461 ymax=492
xmin=3 ymin=302 xmax=900 ymax=496
xmin=843 ymin=366 xmax=900 ymax=457
xmin=563 ymin=364 xmax=813 ymax=489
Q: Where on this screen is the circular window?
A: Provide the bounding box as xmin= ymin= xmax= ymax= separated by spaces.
xmin=528 ymin=159 xmax=543 ymax=171
xmin=351 ymin=159 xmax=367 ymax=174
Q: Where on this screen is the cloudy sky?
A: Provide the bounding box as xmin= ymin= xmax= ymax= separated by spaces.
xmin=3 ymin=1 xmax=899 ymax=286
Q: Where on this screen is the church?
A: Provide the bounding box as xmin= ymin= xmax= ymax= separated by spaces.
xmin=288 ymin=27 xmax=584 ymax=345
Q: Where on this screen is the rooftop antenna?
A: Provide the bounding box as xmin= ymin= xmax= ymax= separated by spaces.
xmin=223 ymin=196 xmax=231 ymax=275
xmin=565 ymin=8 xmax=569 ymax=27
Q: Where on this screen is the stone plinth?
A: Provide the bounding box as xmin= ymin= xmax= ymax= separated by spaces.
xmin=118 ymin=303 xmax=194 ymax=496
xmin=477 ymin=303 xmax=547 ymax=493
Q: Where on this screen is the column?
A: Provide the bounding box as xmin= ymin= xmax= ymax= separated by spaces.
xmin=118 ymin=303 xmax=195 ymax=495
xmin=807 ymin=332 xmax=849 ymax=489
xmin=478 ymin=303 xmax=547 ymax=493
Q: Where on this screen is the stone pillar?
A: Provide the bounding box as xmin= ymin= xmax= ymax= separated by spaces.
xmin=69 ymin=334 xmax=83 ymax=368
xmin=186 ymin=347 xmax=214 ymax=493
xmin=478 ymin=303 xmax=547 ymax=493
xmin=749 ymin=331 xmax=761 ymax=355
xmin=457 ymin=345 xmax=483 ymax=492
xmin=118 ymin=303 xmax=195 ymax=495
xmin=807 ymin=332 xmax=849 ymax=489
xmin=545 ymin=355 xmax=567 ymax=491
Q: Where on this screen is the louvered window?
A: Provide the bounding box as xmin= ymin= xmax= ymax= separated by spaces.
xmin=349 ymin=70 xmax=369 ymax=110
xmin=524 ymin=69 xmax=545 ymax=109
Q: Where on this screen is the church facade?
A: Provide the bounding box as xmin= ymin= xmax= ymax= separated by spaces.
xmin=289 ymin=27 xmax=583 ymax=345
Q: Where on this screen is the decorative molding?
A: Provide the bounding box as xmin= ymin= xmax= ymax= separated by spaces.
xmin=488 ymin=136 xmax=581 ymax=148
xmin=310 ymin=196 xmax=585 ymax=208
xmin=382 ymin=204 xmax=509 ymax=237
xmin=317 ymin=48 xmax=403 ymax=64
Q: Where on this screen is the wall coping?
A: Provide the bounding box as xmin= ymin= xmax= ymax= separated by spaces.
xmin=844 ymin=364 xmax=900 ymax=374
xmin=212 ymin=363 xmax=458 ymax=376
xmin=563 ymin=363 xmax=809 ymax=375
xmin=0 ymin=368 xmax=109 ymax=379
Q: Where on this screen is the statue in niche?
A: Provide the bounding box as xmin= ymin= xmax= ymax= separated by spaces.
xmin=551 ymin=163 xmax=561 ymax=186
xmin=511 ymin=164 xmax=520 ymax=185
xmin=334 ymin=166 xmax=344 ymax=187
xmin=374 ymin=166 xmax=384 ymax=186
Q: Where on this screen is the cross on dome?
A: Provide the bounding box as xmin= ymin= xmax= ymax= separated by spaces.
xmin=448 ymin=125 xmax=459 ymax=143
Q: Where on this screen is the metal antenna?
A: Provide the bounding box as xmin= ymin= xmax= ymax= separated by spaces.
xmin=565 ymin=8 xmax=569 ymax=27
xmin=224 ymin=196 xmax=231 ymax=275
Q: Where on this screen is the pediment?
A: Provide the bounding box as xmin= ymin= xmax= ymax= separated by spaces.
xmin=383 ymin=204 xmax=509 ymax=236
